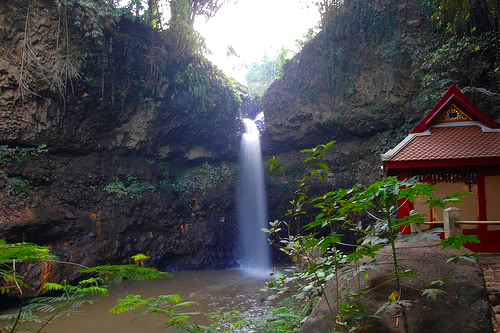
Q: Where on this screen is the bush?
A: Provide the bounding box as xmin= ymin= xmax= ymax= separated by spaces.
xmin=6 ymin=178 xmax=31 ymax=196
xmin=104 ymin=175 xmax=155 ymax=198
xmin=174 ymin=162 xmax=234 ymax=196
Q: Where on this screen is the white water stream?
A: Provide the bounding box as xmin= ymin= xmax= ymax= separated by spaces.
xmin=238 ymin=117 xmax=271 ymax=276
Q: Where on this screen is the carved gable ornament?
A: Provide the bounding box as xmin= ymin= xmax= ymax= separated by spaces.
xmin=435 ymin=104 xmax=473 ymax=124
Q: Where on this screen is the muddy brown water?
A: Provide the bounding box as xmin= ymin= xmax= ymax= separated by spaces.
xmin=7 ymin=269 xmax=274 ymax=333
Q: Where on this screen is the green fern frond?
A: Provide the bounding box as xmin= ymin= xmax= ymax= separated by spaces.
xmin=0 ymin=313 xmax=20 ymax=320
xmin=78 ymin=286 xmax=109 ymax=296
xmin=131 ymin=254 xmax=150 ymax=262
xmin=28 ymin=296 xmax=67 ymax=304
xmin=81 ymin=265 xmax=171 ymax=282
xmin=78 ymin=277 xmax=103 ymax=286
xmin=43 ymin=282 xmax=65 ymax=291
xmin=109 ymin=295 xmax=148 ymax=314
xmin=0 ymin=241 xmax=57 ymax=263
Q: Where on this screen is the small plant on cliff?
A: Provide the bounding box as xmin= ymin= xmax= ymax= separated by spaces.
xmin=6 ymin=178 xmax=31 ymax=197
xmin=104 ymin=174 xmax=155 ymax=198
xmin=174 ymin=163 xmax=234 ymax=197
xmin=0 ymin=145 xmax=48 ymax=167
xmin=131 ymin=253 xmax=150 ymax=266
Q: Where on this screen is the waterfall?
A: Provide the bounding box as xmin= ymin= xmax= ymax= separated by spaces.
xmin=238 ymin=117 xmax=271 ymax=277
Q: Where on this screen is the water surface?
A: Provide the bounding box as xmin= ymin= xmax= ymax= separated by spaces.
xmin=31 ymin=269 xmax=272 ymax=333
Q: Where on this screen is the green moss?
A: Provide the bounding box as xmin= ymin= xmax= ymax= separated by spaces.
xmin=174 ymin=162 xmax=236 ymax=197
xmin=6 ymin=178 xmax=31 ymax=196
xmin=309 ymin=0 xmax=400 ymax=99
xmin=104 ymin=175 xmax=155 ymax=198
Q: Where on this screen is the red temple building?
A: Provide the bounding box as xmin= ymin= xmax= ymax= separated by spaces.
xmin=382 ymin=85 xmax=500 ymax=252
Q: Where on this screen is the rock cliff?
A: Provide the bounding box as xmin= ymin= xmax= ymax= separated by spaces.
xmin=2 ymin=0 xmax=500 ymax=289
xmin=0 ymin=0 xmax=250 ymax=278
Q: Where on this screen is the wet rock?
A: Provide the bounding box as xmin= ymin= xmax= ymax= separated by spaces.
xmin=301 ymin=241 xmax=492 ymax=333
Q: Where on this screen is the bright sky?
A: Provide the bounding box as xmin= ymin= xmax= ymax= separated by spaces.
xmin=195 ymin=0 xmax=320 ymax=84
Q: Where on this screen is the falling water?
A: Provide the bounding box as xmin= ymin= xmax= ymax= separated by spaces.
xmin=238 ymin=117 xmax=271 ymax=277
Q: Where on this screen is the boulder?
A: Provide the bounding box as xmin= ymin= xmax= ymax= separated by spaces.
xmin=301 ymin=241 xmax=492 ymax=333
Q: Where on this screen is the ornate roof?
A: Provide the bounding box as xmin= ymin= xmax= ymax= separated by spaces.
xmin=382 ymin=85 xmax=500 ymax=168
xmin=391 ymin=125 xmax=500 ymax=161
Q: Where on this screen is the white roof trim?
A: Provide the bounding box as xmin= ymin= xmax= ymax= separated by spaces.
xmin=432 ymin=121 xmax=500 ymax=133
xmin=381 ymin=130 xmax=431 ymax=161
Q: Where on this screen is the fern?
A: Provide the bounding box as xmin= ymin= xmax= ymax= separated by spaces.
xmin=131 ymin=253 xmax=150 ymax=262
xmin=81 ymin=264 xmax=172 ymax=281
xmin=109 ymin=295 xmax=149 ymax=314
xmin=110 ymin=294 xmax=202 ymax=331
xmin=79 ymin=286 xmax=109 ymax=296
xmin=43 ymin=282 xmax=66 ymax=291
xmin=0 ymin=241 xmax=56 ymax=264
xmin=0 ymin=313 xmax=20 ymax=321
xmin=0 ymin=241 xmax=172 ymax=333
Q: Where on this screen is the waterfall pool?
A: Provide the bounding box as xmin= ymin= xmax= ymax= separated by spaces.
xmin=8 ymin=269 xmax=274 ymax=333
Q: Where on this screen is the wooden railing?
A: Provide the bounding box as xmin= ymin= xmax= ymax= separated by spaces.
xmin=410 ymin=207 xmax=500 ymax=238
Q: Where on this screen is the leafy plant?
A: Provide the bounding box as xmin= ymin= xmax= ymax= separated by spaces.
xmin=0 ymin=242 xmax=171 ymax=333
xmin=110 ymin=294 xmax=203 ymax=331
xmin=0 ymin=145 xmax=48 ymax=167
xmin=263 ymin=142 xmax=475 ymax=333
xmin=104 ymin=174 xmax=155 ymax=198
xmin=245 ymin=48 xmax=294 ymax=96
xmin=174 ymin=162 xmax=234 ymax=197
xmin=131 ymin=253 xmax=150 ymax=266
xmin=6 ymin=178 xmax=31 ymax=196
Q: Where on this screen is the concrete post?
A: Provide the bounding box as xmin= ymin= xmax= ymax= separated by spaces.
xmin=443 ymin=207 xmax=462 ymax=239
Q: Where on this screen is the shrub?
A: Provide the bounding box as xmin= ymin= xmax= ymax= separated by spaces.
xmin=174 ymin=162 xmax=234 ymax=197
xmin=6 ymin=178 xmax=31 ymax=196
xmin=104 ymin=175 xmax=155 ymax=198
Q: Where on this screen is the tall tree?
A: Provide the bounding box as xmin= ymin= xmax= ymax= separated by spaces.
xmin=189 ymin=0 xmax=230 ymax=25
xmin=301 ymin=0 xmax=346 ymax=26
xmin=169 ymin=0 xmax=230 ymax=26
xmin=431 ymin=0 xmax=499 ymax=61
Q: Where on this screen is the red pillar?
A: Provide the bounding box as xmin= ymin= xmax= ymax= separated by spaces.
xmin=478 ymin=170 xmax=488 ymax=249
xmin=398 ymin=169 xmax=412 ymax=234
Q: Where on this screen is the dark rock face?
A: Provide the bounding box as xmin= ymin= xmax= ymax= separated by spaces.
xmin=0 ymin=0 xmax=496 ymax=305
xmin=0 ymin=152 xmax=239 ymax=276
xmin=261 ymin=0 xmax=434 ymax=191
xmin=0 ymin=1 xmax=246 ymax=158
xmin=264 ymin=0 xmax=430 ymax=150
xmin=301 ymin=241 xmax=493 ymax=333
xmin=0 ymin=0 xmax=250 ymax=288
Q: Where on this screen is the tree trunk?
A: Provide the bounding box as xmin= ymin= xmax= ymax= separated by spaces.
xmin=189 ymin=1 xmax=198 ymax=26
xmin=495 ymin=0 xmax=500 ymax=62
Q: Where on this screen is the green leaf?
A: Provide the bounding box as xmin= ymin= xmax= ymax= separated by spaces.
xmin=43 ymin=283 xmax=65 ymax=291
xmin=317 ymin=162 xmax=329 ymax=172
xmin=303 ymin=156 xmax=315 ymax=163
xmin=131 ymin=254 xmax=150 ymax=262
xmin=446 ymin=253 xmax=479 ymax=264
xmin=109 ymin=295 xmax=148 ymax=314
xmin=422 ymin=288 xmax=445 ymax=301
xmin=441 ymin=235 xmax=479 ymax=249
xmin=399 ymin=269 xmax=417 ymax=279
xmin=323 ymin=141 xmax=336 ymax=153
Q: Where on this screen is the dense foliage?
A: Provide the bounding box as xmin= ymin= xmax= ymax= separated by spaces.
xmin=245 ymin=48 xmax=294 ymax=96
xmin=0 ymin=244 xmax=171 ymax=333
xmin=262 ymin=142 xmax=477 ymax=332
